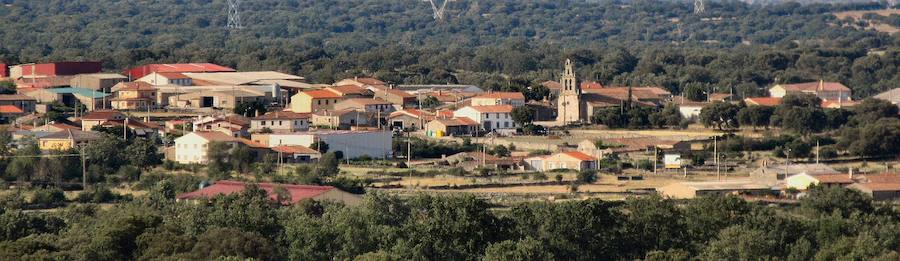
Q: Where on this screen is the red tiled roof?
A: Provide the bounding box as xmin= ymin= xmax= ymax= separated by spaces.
xmin=853 ymin=182 xmax=900 ymax=192
xmin=744 ymin=97 xmax=782 ymax=107
xmin=326 ymin=85 xmax=370 ymax=96
xmin=115 ymin=81 xmax=155 ymax=91
xmin=155 ymin=72 xmax=189 ymax=79
xmin=81 ymin=110 xmax=125 ymax=120
xmin=302 ymin=89 xmax=342 ymax=99
xmin=193 ymin=131 xmax=239 ymax=142
xmin=390 ymin=109 xmax=434 ymax=120
xmin=253 ymin=111 xmax=310 ymax=120
xmin=811 ymin=174 xmax=854 ymax=184
xmin=432 ymin=117 xmax=478 ymax=127
xmin=378 ymin=88 xmax=415 ymax=98
xmin=355 ymin=78 xmax=384 ymax=86
xmin=864 ymin=174 xmax=900 ymax=184
xmin=777 ymin=81 xmax=850 ymax=92
xmin=339 ymin=98 xmax=392 ymax=106
xmin=238 ymin=138 xmax=267 ymax=148
xmin=467 ymin=105 xmax=513 ymax=113
xmin=821 ymin=100 xmax=860 ymax=109
xmin=562 ymin=151 xmax=595 ymax=161
xmin=0 ymin=94 xmax=36 ymax=101
xmin=126 ymin=63 xmax=235 ymax=79
xmin=473 ymin=92 xmax=525 ymax=100
xmin=273 ymin=145 xmax=320 ymax=155
xmin=541 ymin=81 xmax=562 ymax=90
xmin=584 ymin=87 xmax=671 ymax=100
xmin=175 ymin=180 xmax=336 ymax=205
xmin=580 ymin=81 xmax=604 ymax=89
xmin=0 ymin=105 xmax=23 ymax=113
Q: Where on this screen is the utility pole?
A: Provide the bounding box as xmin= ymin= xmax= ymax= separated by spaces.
xmin=653 ymin=147 xmax=658 ymax=174
xmin=81 ymin=145 xmax=87 ymax=190
xmin=715 ymin=136 xmax=720 ymax=180
xmin=406 ymin=131 xmax=412 ymax=166
xmin=815 ymin=140 xmax=820 ymax=164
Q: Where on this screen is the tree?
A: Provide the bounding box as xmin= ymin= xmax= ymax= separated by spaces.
xmin=124 ymin=138 xmax=161 ymax=170
xmin=207 ymin=142 xmax=232 ymax=179
xmin=5 ymin=137 xmax=40 ymax=182
xmin=621 ymin=196 xmax=688 ymax=258
xmin=309 ymin=141 xmax=328 ymax=153
xmin=188 ymin=228 xmax=277 ymax=261
xmin=800 ymin=186 xmax=873 ymax=217
xmin=419 ymin=96 xmax=441 ymax=109
xmin=483 ymin=237 xmax=554 ymax=261
xmin=511 ymin=106 xmax=535 ymax=126
xmin=233 ymin=101 xmax=268 ymax=117
xmin=592 ymin=107 xmax=626 ymax=128
xmin=700 ymin=226 xmax=779 ymax=260
xmin=699 ymin=102 xmax=742 ymax=130
xmin=316 ymin=152 xmax=340 ymax=177
xmin=84 ymin=135 xmax=127 ymax=172
xmin=576 ymin=169 xmax=597 ymax=184
xmin=849 ymin=98 xmax=898 ymax=126
xmin=737 ymin=106 xmax=773 ymax=130
xmin=229 ymin=145 xmax=254 ymax=174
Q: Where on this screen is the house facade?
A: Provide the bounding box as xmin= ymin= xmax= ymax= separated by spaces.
xmin=525 ymin=151 xmax=598 ymax=171
xmin=290 ymin=89 xmax=343 ymax=113
xmin=470 ymin=92 xmax=526 ymax=106
xmin=769 ymin=80 xmax=851 ymax=101
xmin=453 ymin=105 xmax=517 ymax=133
xmin=249 ymin=111 xmax=310 ymax=133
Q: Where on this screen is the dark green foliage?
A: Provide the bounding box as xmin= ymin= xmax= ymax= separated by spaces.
xmin=700 ymin=102 xmax=742 ymax=130
xmin=29 ymin=188 xmax=66 ymax=209
xmin=419 ymin=95 xmax=441 ymax=109
xmin=233 ymin=101 xmax=268 ymax=117
xmin=123 ymin=138 xmax=161 ymax=170
xmin=511 ymin=106 xmax=535 ymax=126
xmin=576 ymin=169 xmax=597 ymax=184
xmin=393 ymin=137 xmax=475 ymax=159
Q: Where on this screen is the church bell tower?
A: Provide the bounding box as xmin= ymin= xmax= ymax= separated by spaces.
xmin=557 ymin=59 xmax=584 ymax=124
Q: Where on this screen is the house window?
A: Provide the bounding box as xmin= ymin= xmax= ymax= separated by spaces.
xmin=318 ymin=100 xmax=322 ymax=105
xmin=278 ymin=121 xmax=283 ymax=126
xmin=261 ymin=121 xmax=266 ymax=126
xmin=504 ymin=122 xmax=509 ymax=128
xmin=270 ymin=121 xmax=274 ymax=125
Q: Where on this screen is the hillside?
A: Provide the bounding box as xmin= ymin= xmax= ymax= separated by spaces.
xmin=0 ymin=0 xmax=898 ymax=98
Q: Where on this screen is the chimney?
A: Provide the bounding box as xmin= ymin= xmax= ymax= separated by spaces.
xmin=354 ymin=76 xmax=358 ymax=81
xmin=819 ymin=79 xmax=825 ymax=91
xmin=849 ymin=167 xmax=854 ymax=180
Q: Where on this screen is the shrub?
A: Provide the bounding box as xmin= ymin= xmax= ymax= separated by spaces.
xmin=448 ymin=167 xmax=468 ymax=176
xmin=116 ymin=165 xmax=141 ymax=182
xmin=577 ymin=169 xmax=597 ymax=184
xmin=532 ymin=172 xmax=548 ymax=181
xmin=636 ymin=159 xmax=654 ymax=171
xmin=75 ymin=186 xmax=130 ymax=203
xmin=30 ymin=188 xmax=66 ymax=208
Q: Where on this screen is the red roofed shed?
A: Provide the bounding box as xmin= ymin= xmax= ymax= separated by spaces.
xmin=176 ymin=180 xmax=361 ymax=205
xmin=124 ymin=63 xmax=235 ymax=79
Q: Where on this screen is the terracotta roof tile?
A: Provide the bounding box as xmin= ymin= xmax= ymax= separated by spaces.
xmin=302 ymin=89 xmax=342 ymax=99
xmin=467 ymin=105 xmax=513 ymax=113
xmin=0 ymin=105 xmax=24 ymax=113
xmin=473 ymin=92 xmax=525 ymax=100
xmin=744 ymin=97 xmax=782 ymax=106
xmin=253 ymin=111 xmax=310 ymax=120
xmin=562 ymin=151 xmax=595 ymax=161
xmin=175 ymin=180 xmax=336 ymax=205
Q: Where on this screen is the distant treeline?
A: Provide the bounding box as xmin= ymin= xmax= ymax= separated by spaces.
xmin=0 ymin=1 xmax=898 ymax=98
xmin=0 ymin=184 xmax=897 ymax=260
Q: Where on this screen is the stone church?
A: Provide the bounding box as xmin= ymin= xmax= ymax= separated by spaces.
xmin=555 ymin=59 xmax=670 ymax=124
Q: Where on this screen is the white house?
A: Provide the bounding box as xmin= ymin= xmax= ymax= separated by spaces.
xmin=676 ymin=101 xmax=709 ymax=120
xmin=470 ymin=92 xmax=526 ymax=106
xmin=251 ymin=130 xmax=392 ymax=159
xmin=173 ymin=131 xmax=240 ymax=164
xmin=249 ymin=111 xmax=310 ymax=133
xmin=453 ymin=105 xmax=517 ymax=134
xmin=136 ymin=72 xmax=193 ymax=86
xmin=784 ymin=173 xmax=854 ymax=190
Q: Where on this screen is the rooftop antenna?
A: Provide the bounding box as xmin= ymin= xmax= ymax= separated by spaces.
xmin=694 ymin=0 xmax=705 ymax=15
xmin=423 ymin=0 xmax=456 ymax=20
xmin=226 ymin=0 xmax=243 ymax=29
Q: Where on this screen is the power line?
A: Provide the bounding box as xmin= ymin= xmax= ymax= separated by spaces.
xmin=226 ymin=0 xmax=243 ymax=29
xmin=423 ymin=0 xmax=457 ymax=20
xmin=694 ymin=0 xmax=705 ymax=15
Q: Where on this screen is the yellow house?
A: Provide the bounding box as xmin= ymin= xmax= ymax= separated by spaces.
xmin=526 ymin=151 xmax=597 ymax=171
xmin=784 ymin=173 xmax=854 ymax=190
xmin=111 ymin=82 xmax=157 ymax=110
xmin=290 ymin=89 xmax=343 ymax=113
xmin=39 ymin=129 xmax=102 ymax=151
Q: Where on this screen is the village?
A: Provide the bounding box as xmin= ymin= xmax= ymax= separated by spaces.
xmin=0 ymin=59 xmax=897 ymax=206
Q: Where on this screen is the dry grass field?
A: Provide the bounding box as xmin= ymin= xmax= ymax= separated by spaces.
xmin=832 ymin=9 xmax=900 ymax=34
